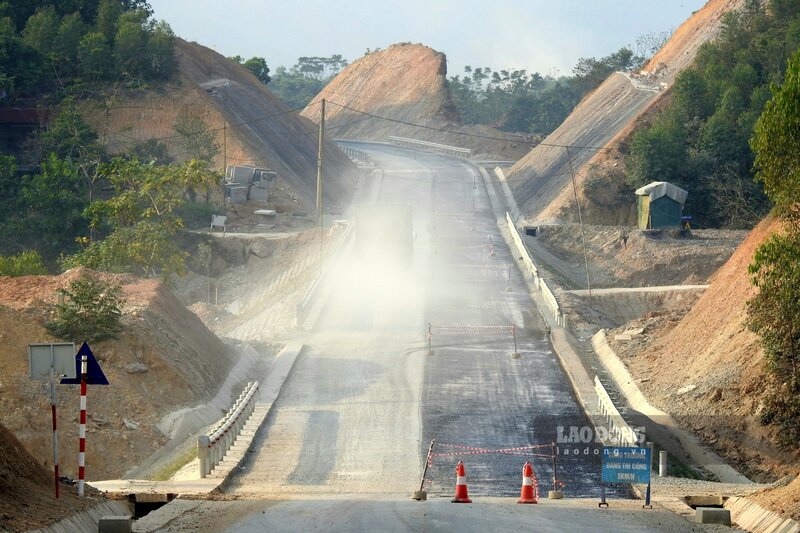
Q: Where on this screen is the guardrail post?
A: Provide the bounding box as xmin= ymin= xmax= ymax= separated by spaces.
xmin=198 ymin=435 xmax=210 ymax=478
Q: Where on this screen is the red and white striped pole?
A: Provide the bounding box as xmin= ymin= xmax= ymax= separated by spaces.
xmin=77 ymin=353 xmax=87 ymax=497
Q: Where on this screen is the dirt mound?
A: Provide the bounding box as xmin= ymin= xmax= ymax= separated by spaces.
xmin=610 ymin=217 xmax=800 ymax=481
xmin=533 ymin=225 xmax=746 ymax=289
xmin=0 ymin=268 xmax=237 ymax=480
xmin=301 ymin=43 xmax=529 ymax=160
xmin=80 ymin=39 xmax=356 ymax=212
xmin=751 ymin=475 xmax=800 ymax=521
xmin=506 ymin=0 xmax=745 ymax=224
xmin=0 ymin=422 xmax=104 ymax=532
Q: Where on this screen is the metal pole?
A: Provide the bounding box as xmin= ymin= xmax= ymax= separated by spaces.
xmin=222 ymin=122 xmax=227 ymax=218
xmin=418 ymin=439 xmax=435 ymax=493
xmin=77 ymin=354 xmax=87 ymax=497
xmin=644 ymin=442 xmax=653 ymax=508
xmin=49 ymin=365 xmax=59 ymax=499
xmin=566 ymin=146 xmax=592 ymax=297
xmin=427 ymin=323 xmax=433 ymax=356
xmin=659 ymin=450 xmax=667 ymax=477
xmin=552 ymin=442 xmax=557 ymax=492
xmin=316 ymin=99 xmax=325 ymax=277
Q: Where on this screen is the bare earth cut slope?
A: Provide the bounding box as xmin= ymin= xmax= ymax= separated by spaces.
xmin=301 ymin=43 xmax=529 ymax=160
xmin=0 ymin=268 xmax=237 ymax=481
xmin=609 ymin=218 xmax=800 ymax=482
xmin=81 ymin=39 xmax=356 ymax=210
xmin=506 ymin=0 xmax=745 ymax=224
xmin=0 ymin=422 xmax=105 ymax=532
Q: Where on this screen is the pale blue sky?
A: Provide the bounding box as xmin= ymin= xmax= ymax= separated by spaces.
xmin=149 ymin=1 xmax=707 ymax=76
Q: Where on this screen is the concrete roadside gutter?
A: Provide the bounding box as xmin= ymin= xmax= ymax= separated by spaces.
xmin=591 ymin=329 xmax=750 ymax=484
xmin=724 ymin=497 xmax=800 ymax=532
xmin=27 ymin=500 xmax=131 ymax=533
xmin=88 ymin=343 xmax=303 ymax=497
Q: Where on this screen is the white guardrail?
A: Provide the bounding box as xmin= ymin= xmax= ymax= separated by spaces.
xmin=339 ymin=145 xmax=371 ymax=162
xmin=594 ymin=376 xmax=638 ymax=446
xmin=388 ymin=135 xmax=472 ymax=159
xmin=505 ymin=211 xmax=565 ymax=327
xmin=197 ymin=381 xmax=259 ymax=478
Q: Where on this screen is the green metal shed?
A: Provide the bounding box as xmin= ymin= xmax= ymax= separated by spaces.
xmin=635 ymin=181 xmax=688 ymax=229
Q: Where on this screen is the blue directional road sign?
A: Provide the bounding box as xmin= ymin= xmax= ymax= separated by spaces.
xmin=601 ymin=447 xmax=651 ymax=484
xmin=60 ymin=342 xmax=109 ymax=385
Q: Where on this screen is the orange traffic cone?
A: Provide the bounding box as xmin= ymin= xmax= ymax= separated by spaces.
xmin=518 ymin=462 xmax=538 ymax=504
xmin=452 ymin=461 xmax=472 ymax=503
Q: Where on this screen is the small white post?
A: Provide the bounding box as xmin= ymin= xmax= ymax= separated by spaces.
xmin=197 ymin=435 xmax=210 ymax=478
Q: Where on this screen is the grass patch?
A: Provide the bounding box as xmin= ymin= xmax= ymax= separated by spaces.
xmin=651 ymin=443 xmax=705 ymax=480
xmin=151 ymin=446 xmax=198 ymax=481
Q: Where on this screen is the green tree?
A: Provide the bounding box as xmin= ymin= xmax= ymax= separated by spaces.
xmin=95 ymin=0 xmax=122 ymax=43
xmin=22 ymin=154 xmax=89 ymax=254
xmin=242 ymin=56 xmax=271 ymax=84
xmin=54 ymin=11 xmax=86 ymax=72
xmin=47 ymin=275 xmax=124 ymax=342
xmin=78 ymin=30 xmax=112 ymax=80
xmin=68 ymin=158 xmax=219 ymax=279
xmin=626 ymin=112 xmax=688 ymax=186
xmin=40 ymin=100 xmax=102 ymax=161
xmin=21 ymin=5 xmax=58 ymax=58
xmin=0 ymin=250 xmax=48 ymax=276
xmin=751 ymin=48 xmax=800 ymax=219
xmin=145 ymin=19 xmax=175 ymax=79
xmin=113 ymin=9 xmax=148 ymax=77
xmin=747 ymin=46 xmax=800 ymax=446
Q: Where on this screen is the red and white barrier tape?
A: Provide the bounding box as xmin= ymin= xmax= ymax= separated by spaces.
xmin=430 ymin=325 xmax=515 ymax=335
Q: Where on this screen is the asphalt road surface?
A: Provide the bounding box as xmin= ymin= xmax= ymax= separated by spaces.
xmin=223 ymin=144 xmax=621 ymax=501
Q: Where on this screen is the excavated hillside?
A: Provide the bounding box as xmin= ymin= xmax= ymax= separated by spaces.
xmin=0 ymin=268 xmax=237 ymax=480
xmin=608 ymin=217 xmax=800 ymax=482
xmin=301 ymin=43 xmax=530 ymax=160
xmin=506 ymin=0 xmax=745 ymax=224
xmin=80 ymin=39 xmax=356 ymax=212
xmin=0 ymin=422 xmax=103 ymax=532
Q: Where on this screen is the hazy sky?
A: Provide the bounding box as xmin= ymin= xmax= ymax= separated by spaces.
xmin=148 ymin=1 xmax=708 ymax=76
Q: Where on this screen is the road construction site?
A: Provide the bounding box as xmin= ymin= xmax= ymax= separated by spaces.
xmin=78 ymin=142 xmax=778 ymax=533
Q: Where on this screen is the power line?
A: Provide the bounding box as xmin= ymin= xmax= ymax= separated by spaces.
xmin=324 ymin=100 xmax=613 ymax=152
xmin=103 ymin=102 xmax=318 ymax=147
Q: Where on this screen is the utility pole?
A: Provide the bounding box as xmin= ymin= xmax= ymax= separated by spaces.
xmin=222 ymin=121 xmax=227 ymax=217
xmin=566 ymin=146 xmax=592 ymax=297
xmin=316 ymin=99 xmax=325 ymax=275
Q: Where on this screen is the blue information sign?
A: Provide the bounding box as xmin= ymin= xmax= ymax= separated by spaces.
xmin=601 ymin=447 xmax=651 ymax=484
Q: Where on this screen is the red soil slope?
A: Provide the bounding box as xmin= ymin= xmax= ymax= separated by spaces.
xmin=623 ymin=217 xmax=800 ymax=481
xmin=80 ymin=39 xmax=356 ymax=211
xmin=0 ymin=268 xmax=236 ymax=480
